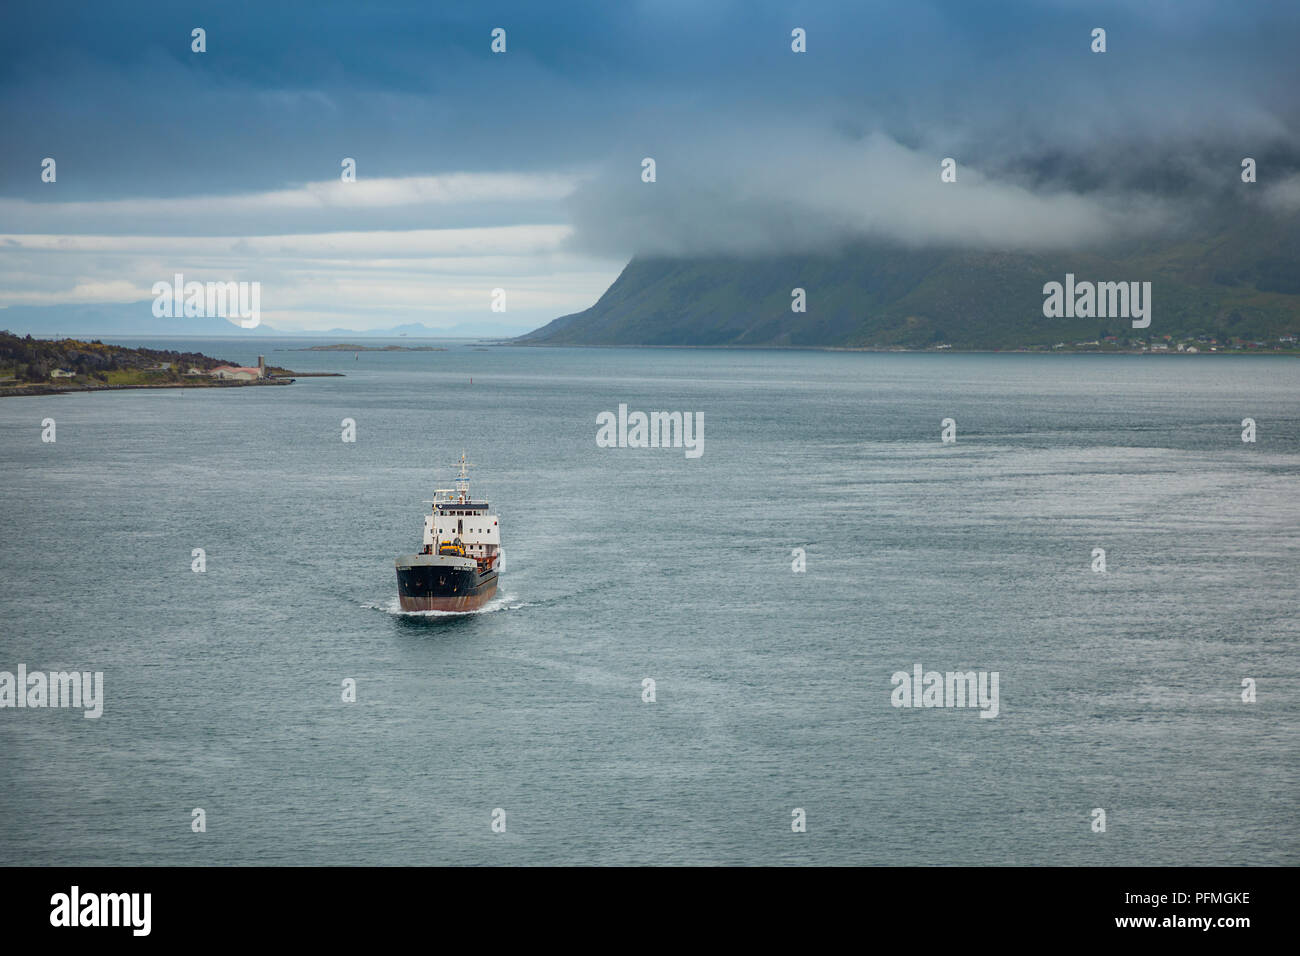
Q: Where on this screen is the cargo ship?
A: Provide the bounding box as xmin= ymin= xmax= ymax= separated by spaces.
xmin=394 ymin=453 xmax=502 ymax=612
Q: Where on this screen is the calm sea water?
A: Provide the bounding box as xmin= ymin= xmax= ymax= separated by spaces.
xmin=1 ymin=340 xmax=1297 ymax=865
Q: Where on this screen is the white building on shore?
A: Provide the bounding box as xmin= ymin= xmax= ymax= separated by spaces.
xmin=209 ymin=356 xmax=266 ymax=381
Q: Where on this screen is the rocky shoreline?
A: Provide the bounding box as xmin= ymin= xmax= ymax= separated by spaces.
xmin=0 ymin=378 xmax=294 ymax=398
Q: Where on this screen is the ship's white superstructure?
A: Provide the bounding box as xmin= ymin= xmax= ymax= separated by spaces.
xmin=421 ymin=453 xmax=501 ymax=567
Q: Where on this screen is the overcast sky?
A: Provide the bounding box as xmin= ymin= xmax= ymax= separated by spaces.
xmin=2 ymin=0 xmax=1297 ymax=332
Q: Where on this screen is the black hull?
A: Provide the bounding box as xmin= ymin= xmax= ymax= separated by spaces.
xmin=396 ymin=564 xmax=498 ymax=612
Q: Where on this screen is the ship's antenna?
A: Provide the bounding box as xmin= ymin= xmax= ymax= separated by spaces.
xmin=453 ymin=451 xmax=474 ymax=501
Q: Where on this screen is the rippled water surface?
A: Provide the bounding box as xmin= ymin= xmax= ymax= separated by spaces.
xmin=2 ymin=341 xmax=1296 ymax=865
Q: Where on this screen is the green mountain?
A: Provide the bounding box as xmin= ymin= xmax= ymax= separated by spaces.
xmin=520 ymin=214 xmax=1300 ymax=349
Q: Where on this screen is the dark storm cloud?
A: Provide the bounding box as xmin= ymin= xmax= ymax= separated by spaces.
xmin=2 ymin=0 xmax=1297 ymax=251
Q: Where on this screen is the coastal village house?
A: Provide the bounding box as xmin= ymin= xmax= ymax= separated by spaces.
xmin=209 ymin=356 xmax=266 ymax=381
xmin=50 ymin=368 xmax=76 ymax=378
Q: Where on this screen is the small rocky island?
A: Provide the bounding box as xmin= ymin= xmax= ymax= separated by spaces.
xmin=284 ymin=343 xmax=446 ymax=351
xmin=0 ymin=331 xmax=304 ymax=397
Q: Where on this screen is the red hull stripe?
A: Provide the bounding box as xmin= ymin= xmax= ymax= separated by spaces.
xmin=398 ymin=582 xmax=498 ymax=612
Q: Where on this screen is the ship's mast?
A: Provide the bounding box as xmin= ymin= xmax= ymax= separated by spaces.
xmin=453 ymin=451 xmax=473 ymax=502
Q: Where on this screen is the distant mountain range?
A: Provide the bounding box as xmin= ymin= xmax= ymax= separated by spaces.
xmin=518 ymin=214 xmax=1300 ymax=349
xmin=0 ymin=303 xmax=526 ymax=339
xmin=13 ymin=211 xmax=1300 ymax=350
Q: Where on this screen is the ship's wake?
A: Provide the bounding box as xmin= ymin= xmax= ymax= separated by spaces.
xmin=362 ymin=592 xmax=532 ymax=618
